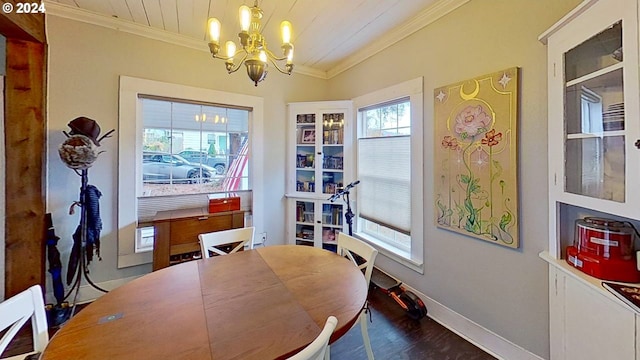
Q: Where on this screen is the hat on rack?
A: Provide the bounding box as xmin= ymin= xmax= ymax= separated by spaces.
xmin=58 ymin=134 xmax=98 ymax=170
xmin=67 ymin=116 xmax=102 ymax=146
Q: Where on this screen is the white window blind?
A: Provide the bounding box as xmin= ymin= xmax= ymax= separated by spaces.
xmin=358 ymin=135 xmax=411 ymax=234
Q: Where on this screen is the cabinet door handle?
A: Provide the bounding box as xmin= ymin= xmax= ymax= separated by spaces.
xmin=635 ymin=139 xmax=640 ymax=149
xmin=198 ymin=216 xmax=209 ymax=220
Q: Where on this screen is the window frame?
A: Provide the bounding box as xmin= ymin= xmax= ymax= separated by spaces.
xmin=117 ymin=76 xmax=264 ymax=268
xmin=353 ymin=77 xmax=424 ymax=273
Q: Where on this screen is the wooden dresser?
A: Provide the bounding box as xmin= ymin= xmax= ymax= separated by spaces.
xmin=148 ymin=207 xmax=244 ymax=270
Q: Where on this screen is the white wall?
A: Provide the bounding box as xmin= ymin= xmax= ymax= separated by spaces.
xmin=45 ymin=16 xmax=329 ymax=292
xmin=327 ymin=0 xmax=581 ymax=358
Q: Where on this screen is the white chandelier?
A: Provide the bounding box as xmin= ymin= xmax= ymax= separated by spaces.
xmin=207 ymin=1 xmax=294 ymax=86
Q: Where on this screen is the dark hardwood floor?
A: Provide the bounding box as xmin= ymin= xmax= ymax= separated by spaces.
xmin=2 ymin=289 xmax=495 ymax=359
xmin=331 ymin=288 xmax=496 ymax=360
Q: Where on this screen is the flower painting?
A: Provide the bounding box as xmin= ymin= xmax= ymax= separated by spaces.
xmin=434 ymin=67 xmax=519 ymax=248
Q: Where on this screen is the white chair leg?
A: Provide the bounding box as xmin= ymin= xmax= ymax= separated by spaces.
xmin=324 ymin=345 xmax=331 ymax=360
xmin=360 ymin=312 xmax=374 ymax=360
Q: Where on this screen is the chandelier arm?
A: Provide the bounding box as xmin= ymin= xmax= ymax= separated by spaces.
xmin=264 ymin=48 xmax=288 ymax=62
xmin=212 ymin=53 xmax=232 ymax=61
xmin=211 ymin=49 xmax=245 ymax=62
xmin=227 ymin=52 xmax=250 ymax=74
xmin=267 ymin=57 xmax=292 ymax=75
xmin=263 ymin=48 xmax=292 ymax=74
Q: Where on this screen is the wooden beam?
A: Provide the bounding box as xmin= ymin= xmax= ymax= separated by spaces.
xmin=4 ymin=38 xmax=47 ymax=297
xmin=0 ymin=0 xmax=45 ymax=43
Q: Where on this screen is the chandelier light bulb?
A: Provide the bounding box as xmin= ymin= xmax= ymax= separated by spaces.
xmin=208 ymin=18 xmax=221 ymax=43
xmin=287 ymin=46 xmax=294 ymax=64
xmin=239 ymin=5 xmax=251 ymax=32
xmin=280 ymin=21 xmax=292 ymax=44
xmin=259 ymin=50 xmax=267 ymax=63
xmin=226 ymin=41 xmax=236 ymax=59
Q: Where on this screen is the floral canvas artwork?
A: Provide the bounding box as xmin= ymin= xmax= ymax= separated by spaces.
xmin=434 ymin=67 xmax=519 ymax=248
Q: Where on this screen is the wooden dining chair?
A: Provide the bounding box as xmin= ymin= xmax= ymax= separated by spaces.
xmin=333 ymin=232 xmax=378 ymax=360
xmin=0 ymin=285 xmax=49 ymax=360
xmin=286 ymin=316 xmax=337 ymax=360
xmin=198 ymin=226 xmax=255 ymax=258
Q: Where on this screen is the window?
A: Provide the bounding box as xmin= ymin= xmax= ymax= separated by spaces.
xmin=358 ymin=101 xmax=411 ymax=251
xmin=132 ymin=97 xmax=252 ymax=252
xmin=354 ymin=78 xmax=423 ymax=272
xmin=139 ymin=97 xmax=250 ymax=197
xmin=118 ymin=76 xmax=265 ymax=268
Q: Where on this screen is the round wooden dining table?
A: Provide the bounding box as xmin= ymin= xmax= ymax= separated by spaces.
xmin=41 ymin=245 xmax=368 ymax=360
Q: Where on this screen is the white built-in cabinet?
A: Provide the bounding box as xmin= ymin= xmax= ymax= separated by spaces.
xmin=285 ymin=101 xmax=353 ymax=251
xmin=540 ymin=0 xmax=640 ymax=358
xmin=544 ymin=253 xmax=639 ymax=360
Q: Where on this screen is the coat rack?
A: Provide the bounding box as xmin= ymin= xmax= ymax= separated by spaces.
xmin=57 ymin=116 xmax=114 ymax=318
xmin=64 ymin=168 xmax=108 ymax=316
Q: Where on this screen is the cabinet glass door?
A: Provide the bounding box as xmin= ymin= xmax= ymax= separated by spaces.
xmin=296 ymin=113 xmax=317 ymax=193
xmin=321 ymin=112 xmax=344 ymax=194
xmin=564 ymin=21 xmax=624 ymax=202
xmin=294 ymin=200 xmax=315 ymax=246
xmin=321 ymin=202 xmax=343 ymax=252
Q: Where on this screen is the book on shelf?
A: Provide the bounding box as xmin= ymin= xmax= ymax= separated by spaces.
xmin=332 ymin=206 xmax=343 ymax=225
xmin=602 ymin=281 xmax=640 ymax=312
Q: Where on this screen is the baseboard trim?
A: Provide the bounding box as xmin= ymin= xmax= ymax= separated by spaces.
xmin=400 ymin=283 xmax=544 ymax=360
xmin=44 ymin=275 xmax=143 ymax=305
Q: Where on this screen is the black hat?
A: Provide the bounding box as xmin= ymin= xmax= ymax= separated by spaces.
xmin=68 ymin=117 xmax=101 ymax=146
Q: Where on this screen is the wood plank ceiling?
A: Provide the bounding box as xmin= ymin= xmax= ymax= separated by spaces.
xmin=45 ymin=0 xmax=442 ymax=77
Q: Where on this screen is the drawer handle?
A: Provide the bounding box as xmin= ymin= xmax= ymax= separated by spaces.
xmin=198 ymin=216 xmax=209 ymax=220
xmin=635 ymin=139 xmax=640 ymax=149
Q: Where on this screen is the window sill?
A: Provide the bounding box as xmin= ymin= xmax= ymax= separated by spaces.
xmin=354 ymin=232 xmax=423 ymax=274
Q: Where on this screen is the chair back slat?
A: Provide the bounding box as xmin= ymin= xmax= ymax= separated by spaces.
xmin=0 ymin=285 xmax=49 ymax=356
xmin=337 ymin=233 xmax=378 ymax=285
xmin=198 ymin=227 xmax=255 ymax=258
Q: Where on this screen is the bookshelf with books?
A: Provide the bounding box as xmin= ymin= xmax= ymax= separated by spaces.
xmin=289 ymin=199 xmax=346 ymax=251
xmin=286 ymin=101 xmax=352 ymax=251
xmin=287 ymin=101 xmax=351 ymax=198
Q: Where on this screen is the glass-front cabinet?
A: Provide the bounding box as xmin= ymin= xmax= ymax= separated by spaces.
xmin=564 ymin=22 xmax=626 ymax=203
xmin=291 ymin=199 xmax=344 ymax=251
xmin=541 ymin=1 xmax=640 ymax=359
xmin=545 ymin=0 xmax=640 ymax=249
xmin=286 ymin=101 xmax=352 ymax=250
xmin=291 ymin=104 xmax=350 ymax=196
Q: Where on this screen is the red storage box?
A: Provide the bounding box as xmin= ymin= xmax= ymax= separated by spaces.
xmin=208 ymin=195 xmax=241 ymax=213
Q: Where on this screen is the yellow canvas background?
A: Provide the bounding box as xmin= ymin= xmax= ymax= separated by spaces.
xmin=434 ymin=67 xmax=519 ymax=248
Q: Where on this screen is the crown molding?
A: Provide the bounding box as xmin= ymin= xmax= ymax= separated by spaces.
xmin=327 ymin=0 xmax=471 ymax=79
xmin=46 ymin=2 xmax=209 ymax=52
xmin=45 ymin=1 xmax=329 ymax=79
xmin=293 ymin=65 xmax=328 ymax=79
xmin=45 ymin=0 xmax=467 ymax=80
